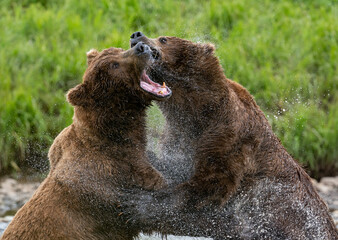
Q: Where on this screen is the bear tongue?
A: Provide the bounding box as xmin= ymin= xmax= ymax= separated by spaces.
xmin=140 ymin=71 xmax=170 ymax=96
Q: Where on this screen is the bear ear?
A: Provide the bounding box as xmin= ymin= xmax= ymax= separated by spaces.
xmin=203 ymin=43 xmax=215 ymax=55
xmin=86 ymin=49 xmax=99 ymax=65
xmin=67 ymin=83 xmax=89 ymax=107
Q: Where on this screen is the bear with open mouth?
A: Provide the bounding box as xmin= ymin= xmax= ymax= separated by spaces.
xmin=1 ymin=42 xmax=172 ymax=240
xmin=121 ymin=32 xmax=338 ymax=239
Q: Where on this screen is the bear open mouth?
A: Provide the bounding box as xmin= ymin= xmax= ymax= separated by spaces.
xmin=140 ymin=70 xmax=172 ymax=98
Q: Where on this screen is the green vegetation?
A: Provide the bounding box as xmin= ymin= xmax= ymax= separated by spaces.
xmin=0 ymin=0 xmax=337 ymax=178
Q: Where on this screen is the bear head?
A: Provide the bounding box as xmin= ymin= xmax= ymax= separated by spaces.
xmin=129 ymin=32 xmax=223 ymax=95
xmin=67 ymin=42 xmax=172 ymax=110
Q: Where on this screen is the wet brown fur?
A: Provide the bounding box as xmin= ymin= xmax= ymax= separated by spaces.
xmin=126 ymin=35 xmax=338 ymax=238
xmin=1 ymin=47 xmax=166 ymax=240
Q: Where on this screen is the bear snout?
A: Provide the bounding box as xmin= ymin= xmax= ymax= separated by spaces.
xmin=134 ymin=42 xmax=152 ymax=57
xmin=130 ymin=31 xmax=144 ymax=39
xmin=130 ymin=31 xmax=145 ymax=47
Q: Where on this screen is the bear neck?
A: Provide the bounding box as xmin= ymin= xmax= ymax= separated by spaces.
xmin=72 ymin=105 xmax=148 ymax=150
xmin=157 ymin=70 xmax=230 ymax=138
xmin=153 ymin=53 xmax=228 ymax=137
xmin=158 ymin=72 xmax=278 ymax=154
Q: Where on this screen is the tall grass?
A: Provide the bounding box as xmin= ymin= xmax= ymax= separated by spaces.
xmin=0 ymin=0 xmax=337 ymax=178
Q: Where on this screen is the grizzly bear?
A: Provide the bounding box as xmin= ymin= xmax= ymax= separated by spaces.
xmin=121 ymin=32 xmax=338 ymax=239
xmin=0 ymin=42 xmax=172 ymax=240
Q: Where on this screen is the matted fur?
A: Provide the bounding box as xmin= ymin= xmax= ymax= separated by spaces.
xmin=1 ymin=46 xmax=167 ymax=240
xmin=121 ymin=34 xmax=338 ymax=239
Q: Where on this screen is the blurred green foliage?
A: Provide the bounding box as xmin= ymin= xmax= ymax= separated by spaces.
xmin=0 ymin=0 xmax=337 ymax=178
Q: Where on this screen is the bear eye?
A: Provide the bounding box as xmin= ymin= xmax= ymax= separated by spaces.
xmin=159 ymin=37 xmax=167 ymax=44
xmin=111 ymin=62 xmax=119 ymax=69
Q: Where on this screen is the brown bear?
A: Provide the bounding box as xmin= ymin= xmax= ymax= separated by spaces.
xmin=0 ymin=42 xmax=172 ymax=240
xmin=121 ymin=32 xmax=338 ymax=239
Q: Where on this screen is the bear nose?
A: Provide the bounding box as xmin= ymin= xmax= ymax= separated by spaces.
xmin=130 ymin=31 xmax=144 ymax=39
xmin=130 ymin=31 xmax=145 ymax=47
xmin=134 ymin=42 xmax=150 ymax=55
